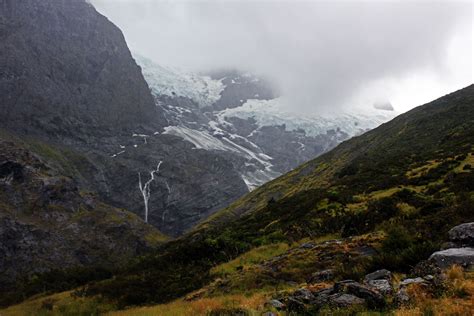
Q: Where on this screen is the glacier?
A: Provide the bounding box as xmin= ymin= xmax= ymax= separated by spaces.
xmin=135 ymin=55 xmax=224 ymax=108
xmin=137 ymin=55 xmax=397 ymax=191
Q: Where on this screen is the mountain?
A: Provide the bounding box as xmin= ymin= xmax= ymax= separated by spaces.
xmin=0 ymin=0 xmax=246 ymax=294
xmin=71 ymin=85 xmax=473 ymax=308
xmin=1 ymin=0 xmax=393 ymax=244
xmin=0 ymin=0 xmax=166 ymax=133
xmin=137 ymin=56 xmax=396 ymax=190
xmin=0 ymin=131 xmax=167 ymax=296
xmin=1 ymin=0 xmax=472 ymax=311
xmin=0 ymin=0 xmax=174 ymax=297
xmin=0 ymin=0 xmax=251 ymax=238
xmin=202 ymin=84 xmax=474 ymax=227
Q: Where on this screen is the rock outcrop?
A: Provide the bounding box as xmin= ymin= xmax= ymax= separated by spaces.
xmin=273 ymin=278 xmax=386 ymax=313
xmin=429 ymin=222 xmax=474 ymax=269
xmin=0 ymin=139 xmax=166 ymax=290
xmin=429 ymin=248 xmax=474 ymax=269
xmin=0 ymin=0 xmax=166 ymax=133
xmin=448 ymin=222 xmax=474 ymax=247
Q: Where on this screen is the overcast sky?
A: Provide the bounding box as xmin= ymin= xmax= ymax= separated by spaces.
xmin=91 ymin=0 xmax=473 ymax=114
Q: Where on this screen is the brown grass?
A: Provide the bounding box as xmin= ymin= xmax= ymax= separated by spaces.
xmin=395 ymin=267 xmax=474 ymax=316
xmin=107 ymin=293 xmax=269 ymax=316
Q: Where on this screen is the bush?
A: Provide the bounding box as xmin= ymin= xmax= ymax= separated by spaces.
xmin=341 ymin=197 xmax=399 ymax=237
xmin=381 ymin=226 xmax=414 ymax=253
xmin=370 ymin=226 xmax=438 ymax=272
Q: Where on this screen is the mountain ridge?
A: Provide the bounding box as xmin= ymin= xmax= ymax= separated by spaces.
xmin=69 ymin=84 xmax=474 ymax=308
xmin=198 ymin=84 xmax=474 ymax=228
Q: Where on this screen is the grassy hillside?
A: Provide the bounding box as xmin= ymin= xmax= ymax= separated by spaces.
xmin=72 ymin=85 xmax=473 ymax=307
xmin=201 ymin=84 xmax=474 ymax=228
xmin=0 ymin=132 xmax=168 ymax=307
xmin=3 ymin=85 xmax=473 ymax=313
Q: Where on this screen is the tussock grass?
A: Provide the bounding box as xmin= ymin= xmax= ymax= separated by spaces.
xmin=210 ymin=243 xmax=290 ymax=277
xmin=0 ymin=291 xmax=114 ymax=316
xmin=396 ymin=267 xmax=474 ymax=316
xmin=107 ymin=293 xmax=268 ymax=316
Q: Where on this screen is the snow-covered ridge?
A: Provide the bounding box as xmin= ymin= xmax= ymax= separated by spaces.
xmin=217 ymin=98 xmax=397 ymax=137
xmin=135 ymin=55 xmax=224 ymax=108
xmin=163 ymin=125 xmax=279 ymax=190
xmin=137 ymin=55 xmax=397 ymax=191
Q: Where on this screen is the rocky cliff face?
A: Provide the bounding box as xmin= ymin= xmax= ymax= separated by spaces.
xmin=0 ymin=0 xmax=395 ymax=239
xmin=0 ymin=134 xmax=167 ymax=291
xmin=0 ymin=0 xmax=249 ymax=237
xmin=0 ymin=0 xmax=166 ymax=133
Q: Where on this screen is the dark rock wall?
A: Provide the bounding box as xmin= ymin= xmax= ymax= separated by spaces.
xmin=0 ymin=0 xmax=166 ymax=133
xmin=0 ymin=0 xmax=249 ymax=238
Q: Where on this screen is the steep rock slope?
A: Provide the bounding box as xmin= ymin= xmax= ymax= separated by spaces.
xmin=0 ymin=132 xmax=167 ymax=297
xmin=0 ymin=0 xmax=248 ymax=236
xmin=82 ymin=85 xmax=474 ymax=306
xmin=0 ymin=0 xmax=166 ymax=132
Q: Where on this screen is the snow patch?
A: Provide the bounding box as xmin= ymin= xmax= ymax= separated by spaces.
xmin=217 ymin=98 xmax=397 ymax=137
xmin=135 ymin=55 xmax=224 ymax=108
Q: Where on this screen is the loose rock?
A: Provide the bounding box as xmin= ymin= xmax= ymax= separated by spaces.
xmin=267 ymin=299 xmax=285 ymax=310
xmin=366 ymin=279 xmax=393 ymax=295
xmin=293 ymin=288 xmax=315 ymax=303
xmin=399 ymin=277 xmax=427 ymax=287
xmin=329 ymin=293 xmax=365 ymax=307
xmin=429 ymin=247 xmax=474 ymax=268
xmin=364 ymin=269 xmax=392 ymax=282
xmin=448 ymin=222 xmax=474 ymax=247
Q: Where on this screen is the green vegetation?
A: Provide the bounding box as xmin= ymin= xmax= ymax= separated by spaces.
xmin=210 ymin=243 xmax=290 ymax=277
xmin=82 ymin=85 xmax=474 ymax=307
xmin=2 ymin=86 xmax=474 ymax=312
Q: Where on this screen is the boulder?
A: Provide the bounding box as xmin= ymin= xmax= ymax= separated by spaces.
xmin=364 ymin=269 xmax=392 ymax=282
xmin=395 ymin=287 xmax=410 ymax=305
xmin=328 ymin=293 xmax=365 ymax=307
xmin=309 ymin=269 xmax=335 ymax=283
xmin=448 ymin=223 xmax=474 ymax=247
xmin=333 ymin=280 xmax=357 ymax=292
xmin=399 ymin=277 xmax=427 ymax=287
xmin=333 ymin=280 xmax=385 ymax=308
xmin=366 ymin=279 xmax=393 ymax=295
xmin=267 ymin=299 xmax=285 ymax=310
xmin=429 ymin=247 xmax=474 ymax=268
xmin=395 ymin=276 xmax=433 ymax=305
xmin=345 ymin=282 xmax=385 ymax=308
xmin=292 ymin=288 xmax=315 ymax=303
xmin=312 ymin=287 xmax=335 ymax=296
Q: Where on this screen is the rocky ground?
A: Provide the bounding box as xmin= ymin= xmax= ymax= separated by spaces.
xmin=263 ymin=222 xmax=474 ymax=314
xmin=0 ymin=136 xmax=167 ymax=293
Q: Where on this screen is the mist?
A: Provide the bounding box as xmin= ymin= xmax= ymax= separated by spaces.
xmin=91 ymin=0 xmax=473 ymax=114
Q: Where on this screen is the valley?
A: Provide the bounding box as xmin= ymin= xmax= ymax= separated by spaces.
xmin=0 ymin=0 xmax=472 ymax=315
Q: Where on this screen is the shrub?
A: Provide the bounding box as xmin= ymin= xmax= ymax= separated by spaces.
xmin=370 ymin=226 xmax=438 ymax=272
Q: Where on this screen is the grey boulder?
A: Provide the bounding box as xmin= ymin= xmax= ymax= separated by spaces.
xmin=328 ymin=293 xmax=365 ymax=307
xmin=364 ymin=269 xmax=392 ymax=282
xmin=366 ymin=279 xmax=393 ymax=295
xmin=429 ymin=247 xmax=474 ymax=268
xmin=448 ymin=223 xmax=474 ymax=247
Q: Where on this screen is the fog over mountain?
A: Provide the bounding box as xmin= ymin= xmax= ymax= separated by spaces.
xmin=91 ymin=0 xmax=472 ymax=114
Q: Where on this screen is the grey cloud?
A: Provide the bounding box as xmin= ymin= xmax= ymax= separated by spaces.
xmin=91 ymin=0 xmax=472 ymax=113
